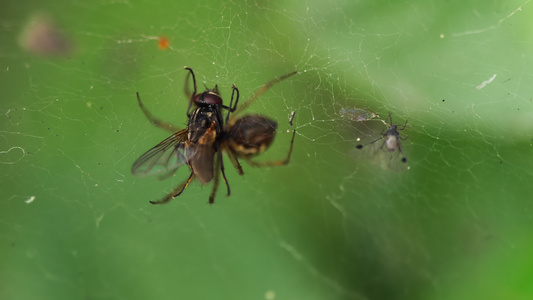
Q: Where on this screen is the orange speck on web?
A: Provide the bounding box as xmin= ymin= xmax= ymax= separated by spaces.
xmin=158 ymin=36 xmax=170 ymax=50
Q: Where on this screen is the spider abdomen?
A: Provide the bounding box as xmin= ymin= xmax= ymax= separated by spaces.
xmin=228 ymin=115 xmax=277 ymax=157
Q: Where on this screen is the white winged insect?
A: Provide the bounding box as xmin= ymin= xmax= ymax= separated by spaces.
xmin=355 ymin=112 xmax=409 ymax=171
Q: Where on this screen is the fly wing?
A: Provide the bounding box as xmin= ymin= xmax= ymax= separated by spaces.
xmin=189 ymin=121 xmax=218 ymax=184
xmin=131 ymin=129 xmax=195 ymax=177
xmin=189 ymin=144 xmax=215 ymax=184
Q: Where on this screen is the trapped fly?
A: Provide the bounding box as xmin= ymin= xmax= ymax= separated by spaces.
xmin=355 ymin=112 xmax=408 ymax=171
xmin=132 ymin=67 xmax=297 ymax=204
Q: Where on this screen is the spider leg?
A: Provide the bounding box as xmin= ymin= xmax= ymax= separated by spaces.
xmin=184 ymin=68 xmax=191 ymax=101
xmin=136 ymin=92 xmax=181 ymax=133
xmin=224 ymin=84 xmax=240 ymax=128
xmin=150 ymin=172 xmax=195 ymax=204
xmin=184 ymin=67 xmax=198 ymax=117
xmin=241 ymin=130 xmax=296 ymax=167
xmin=229 ymin=84 xmax=240 ymax=112
xmin=225 ymin=147 xmax=244 ymax=175
xmin=218 ymin=151 xmax=231 ymax=197
xmin=233 ymin=71 xmax=297 ymax=116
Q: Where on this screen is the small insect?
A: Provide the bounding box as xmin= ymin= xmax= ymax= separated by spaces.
xmin=356 ymin=112 xmax=408 ymax=167
xmin=132 ymin=67 xmax=297 ymax=204
xmin=288 ymin=111 xmax=296 ymax=126
xmin=339 ymin=107 xmax=378 ymax=121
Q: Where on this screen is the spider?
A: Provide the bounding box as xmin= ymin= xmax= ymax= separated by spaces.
xmin=132 ymin=67 xmax=297 ymax=204
xmin=356 ymin=112 xmax=408 ymax=164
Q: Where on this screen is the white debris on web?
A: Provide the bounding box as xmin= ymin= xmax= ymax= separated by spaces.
xmin=451 ymin=0 xmax=530 ymax=37
xmin=0 ymin=146 xmax=26 ymax=164
xmin=476 ymin=74 xmax=497 ymax=90
xmin=25 ymin=196 xmax=35 ymax=204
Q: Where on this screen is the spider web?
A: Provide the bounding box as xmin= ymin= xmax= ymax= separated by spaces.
xmin=2 ymin=1 xmax=533 ymax=300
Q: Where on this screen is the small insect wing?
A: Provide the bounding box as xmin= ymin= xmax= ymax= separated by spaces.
xmin=131 ymin=129 xmax=195 ymax=178
xmin=352 ymin=139 xmax=407 ymax=172
xmin=339 ymin=107 xmax=378 ymax=121
xmin=352 ymin=121 xmax=408 ymax=172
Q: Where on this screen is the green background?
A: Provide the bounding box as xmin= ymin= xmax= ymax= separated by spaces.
xmin=2 ymin=0 xmax=533 ymax=299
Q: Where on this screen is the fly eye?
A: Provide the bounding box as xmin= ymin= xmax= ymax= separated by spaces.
xmin=199 ymin=92 xmax=222 ymax=105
